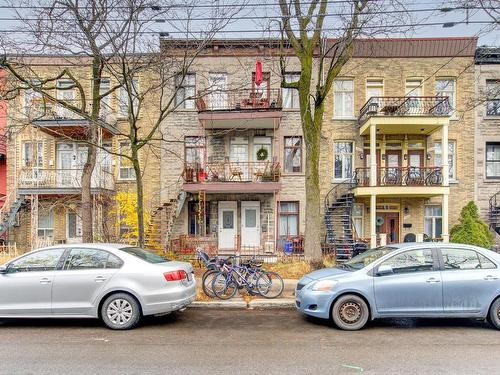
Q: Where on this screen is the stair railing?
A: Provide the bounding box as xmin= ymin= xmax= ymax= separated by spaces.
xmin=489 ymin=190 xmax=500 ymax=228
xmin=324 ymin=175 xmax=356 ymax=210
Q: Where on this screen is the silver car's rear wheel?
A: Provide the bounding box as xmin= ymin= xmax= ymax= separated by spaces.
xmin=331 ymin=294 xmax=369 ymax=331
xmin=101 ymin=293 xmax=141 ymax=330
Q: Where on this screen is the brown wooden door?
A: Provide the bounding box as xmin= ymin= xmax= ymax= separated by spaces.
xmin=376 ymin=212 xmax=400 ymax=243
xmin=385 ymin=150 xmax=402 ymax=185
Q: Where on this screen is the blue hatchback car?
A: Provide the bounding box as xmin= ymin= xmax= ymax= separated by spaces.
xmin=296 ymin=243 xmax=500 ymax=330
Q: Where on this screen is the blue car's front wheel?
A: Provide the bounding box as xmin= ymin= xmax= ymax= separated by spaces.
xmin=489 ymin=297 xmax=500 ymax=330
xmin=331 ymin=294 xmax=369 ymax=331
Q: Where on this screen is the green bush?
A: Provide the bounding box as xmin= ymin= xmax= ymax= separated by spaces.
xmin=450 ymin=201 xmax=494 ymax=248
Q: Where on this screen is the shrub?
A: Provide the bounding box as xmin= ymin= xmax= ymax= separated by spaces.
xmin=450 ymin=201 xmax=494 ymax=248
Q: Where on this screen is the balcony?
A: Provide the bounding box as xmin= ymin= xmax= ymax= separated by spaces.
xmin=18 ymin=168 xmax=114 ymax=195
xmin=182 ymin=161 xmax=281 ymax=193
xmin=196 ymin=89 xmax=282 ymax=129
xmin=358 ymin=96 xmax=451 ymax=135
xmin=353 ymin=166 xmax=448 ymax=197
xmin=32 ymin=118 xmax=118 ymax=139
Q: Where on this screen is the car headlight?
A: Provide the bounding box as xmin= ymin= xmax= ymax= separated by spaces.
xmin=310 ymin=279 xmax=338 ymax=291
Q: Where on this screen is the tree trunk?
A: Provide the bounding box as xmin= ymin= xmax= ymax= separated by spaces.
xmin=132 ymin=147 xmax=145 ymax=248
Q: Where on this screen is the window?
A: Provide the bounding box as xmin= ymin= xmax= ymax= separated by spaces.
xmin=184 ymin=136 xmax=205 ymax=167
xmin=405 ymin=79 xmax=423 ymax=96
xmin=486 ymin=142 xmax=500 ymax=178
xmin=333 ymin=141 xmax=354 ymax=180
xmin=24 ymin=79 xmax=43 ymax=117
xmin=64 ymin=248 xmax=122 ymax=270
xmin=284 ymin=136 xmax=302 ymax=173
xmin=378 ymin=248 xmax=435 ymax=274
xmin=352 ymin=203 xmax=364 ymax=238
xmin=22 ymin=141 xmax=43 ymax=167
xmin=333 ymin=79 xmax=354 ymax=118
xmin=279 ymin=202 xmax=299 ymax=238
xmin=441 ymin=248 xmax=496 ymax=270
xmin=56 ymin=79 xmax=76 ymax=118
xmin=486 ymin=80 xmax=500 ymax=116
xmin=99 ymin=78 xmax=111 ymax=117
xmin=38 ymin=209 xmax=54 ymax=238
xmin=208 ymin=73 xmax=228 ymax=109
xmin=424 ymin=205 xmax=442 ymax=240
xmin=435 ymin=141 xmax=456 ymax=180
xmin=118 ymin=78 xmax=139 ymax=118
xmin=188 ymin=201 xmax=210 ymax=235
xmin=366 ymin=79 xmax=383 ymax=101
xmin=253 ymin=136 xmax=272 ymax=161
xmin=282 ymin=73 xmax=300 ymax=109
xmin=436 ymin=78 xmax=455 ymax=110
xmin=119 ymin=141 xmax=136 ymax=180
xmin=7 ymin=249 xmax=64 ymax=273
xmin=119 ymin=247 xmax=170 ymax=264
xmin=175 ymin=73 xmax=196 ymax=109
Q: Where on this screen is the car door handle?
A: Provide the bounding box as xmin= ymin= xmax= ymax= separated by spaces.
xmin=426 ymin=277 xmax=440 ymax=283
xmin=94 ymin=276 xmax=107 ymax=283
xmin=40 ymin=278 xmax=51 ymax=284
xmin=484 ymin=275 xmax=499 ymax=281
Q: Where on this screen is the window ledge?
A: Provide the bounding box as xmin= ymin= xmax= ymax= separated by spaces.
xmin=117 ymin=178 xmax=136 ymax=182
xmin=449 ymin=179 xmax=459 ymax=184
xmin=484 ymin=116 xmax=500 ymax=120
xmin=484 ymin=178 xmax=500 ymax=183
xmin=282 ymin=173 xmax=305 ymax=177
xmin=332 ymin=117 xmax=357 ymax=121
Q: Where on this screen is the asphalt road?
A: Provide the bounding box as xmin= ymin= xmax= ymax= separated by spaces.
xmin=1 ymin=308 xmax=499 ymax=375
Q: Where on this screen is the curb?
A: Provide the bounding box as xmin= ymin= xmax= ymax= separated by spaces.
xmin=189 ymin=298 xmax=296 ymax=310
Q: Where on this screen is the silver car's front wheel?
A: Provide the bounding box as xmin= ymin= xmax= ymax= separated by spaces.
xmin=101 ymin=293 xmax=141 ymax=330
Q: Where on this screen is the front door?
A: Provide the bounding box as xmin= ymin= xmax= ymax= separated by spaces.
xmin=374 ymin=248 xmax=443 ymax=316
xmin=241 ymin=201 xmax=261 ymax=248
xmin=218 ymin=201 xmax=237 ymax=250
xmin=230 ymin=138 xmax=249 ymax=180
xmin=407 ymin=150 xmax=425 ymax=184
xmin=66 ymin=210 xmax=82 ymax=244
xmin=384 ymin=150 xmax=402 ymax=185
xmin=57 ymin=145 xmax=75 ymax=187
xmin=209 ymin=73 xmax=228 ymax=109
xmin=376 ymin=212 xmax=399 ymax=243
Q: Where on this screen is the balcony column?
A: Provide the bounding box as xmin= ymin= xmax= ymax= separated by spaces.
xmin=370 ymin=194 xmax=377 ymax=248
xmin=442 ymin=193 xmax=449 ymax=243
xmin=441 ymin=123 xmax=449 ymax=187
xmin=369 ymin=123 xmax=377 ymax=187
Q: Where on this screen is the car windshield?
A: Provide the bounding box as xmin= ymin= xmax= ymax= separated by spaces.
xmin=339 ymin=246 xmax=397 ymax=271
xmin=119 ymin=247 xmax=170 ymax=264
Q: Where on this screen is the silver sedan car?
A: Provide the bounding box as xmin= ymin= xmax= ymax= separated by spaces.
xmin=296 ymin=243 xmax=500 ymax=330
xmin=0 ymin=244 xmax=196 ymax=329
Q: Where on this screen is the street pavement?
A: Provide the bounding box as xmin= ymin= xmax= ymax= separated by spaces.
xmin=0 ymin=309 xmax=499 ymax=375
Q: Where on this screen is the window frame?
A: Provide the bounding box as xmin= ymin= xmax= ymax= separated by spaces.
xmin=333 ymin=140 xmax=355 ymax=181
xmin=282 ymin=72 xmax=300 ymax=110
xmin=118 ymin=78 xmax=139 ymax=118
xmin=62 ymin=247 xmax=124 ymax=270
xmin=333 ymin=78 xmax=354 ymax=119
xmin=435 ymin=78 xmax=456 ymax=117
xmin=118 ymin=140 xmax=136 ymax=181
xmin=375 ymin=248 xmax=438 ymax=276
xmin=6 ymin=248 xmax=66 ymax=273
xmin=485 ymin=142 xmax=500 ymax=179
xmin=405 ymin=78 xmax=424 ymax=96
xmin=22 ymin=141 xmax=44 ymax=168
xmin=437 ymin=247 xmax=497 ymax=271
xmin=434 ymin=140 xmax=457 ymax=181
xmin=365 ymin=78 xmax=384 ymax=102
xmin=175 ymin=73 xmax=196 ymax=110
xmin=424 ymin=205 xmax=443 ymax=240
xmin=184 ymin=136 xmax=206 ymax=167
xmin=352 ymin=203 xmax=364 ymax=238
xmin=278 ymin=201 xmax=300 ymax=238
xmin=38 ymin=209 xmax=54 ymax=239
xmin=485 ymin=79 xmax=500 ymax=117
xmin=283 ymin=136 xmax=303 ymax=174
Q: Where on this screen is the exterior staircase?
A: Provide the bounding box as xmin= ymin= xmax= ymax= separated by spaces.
xmin=324 ymin=180 xmax=356 ymax=261
xmin=0 ymin=192 xmax=26 ymax=234
xmin=145 ymin=191 xmax=187 ymax=253
xmin=489 ymin=191 xmax=500 ymax=236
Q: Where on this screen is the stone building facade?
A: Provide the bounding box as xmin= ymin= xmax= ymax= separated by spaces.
xmin=474 ymin=47 xmax=500 ymax=242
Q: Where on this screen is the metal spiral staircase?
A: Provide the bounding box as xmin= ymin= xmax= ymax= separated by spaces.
xmin=489 ymin=191 xmax=500 ymax=236
xmin=324 ymin=179 xmax=357 ymax=260
xmin=0 ymin=192 xmax=26 ymax=235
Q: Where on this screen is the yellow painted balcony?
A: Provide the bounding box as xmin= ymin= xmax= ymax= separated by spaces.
xmin=358 ymin=96 xmax=452 ymax=135
xmin=353 ymin=166 xmax=449 ymax=197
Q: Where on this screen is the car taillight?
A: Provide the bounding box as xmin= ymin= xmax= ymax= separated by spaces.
xmin=163 ymin=270 xmax=188 ymax=282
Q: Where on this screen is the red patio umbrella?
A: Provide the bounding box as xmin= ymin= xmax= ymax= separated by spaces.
xmin=255 ymin=60 xmax=263 ymax=86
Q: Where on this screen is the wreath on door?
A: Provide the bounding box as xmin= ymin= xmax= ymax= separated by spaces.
xmin=256 ymin=147 xmax=268 ymax=161
xmin=376 ymin=216 xmax=385 ymax=226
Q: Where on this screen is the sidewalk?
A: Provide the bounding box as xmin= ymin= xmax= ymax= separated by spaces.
xmin=190 ymin=278 xmax=298 ymax=310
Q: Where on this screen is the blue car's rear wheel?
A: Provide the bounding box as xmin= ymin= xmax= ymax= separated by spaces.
xmin=331 ymin=294 xmax=369 ymax=331
xmin=489 ymin=297 xmax=500 ymax=330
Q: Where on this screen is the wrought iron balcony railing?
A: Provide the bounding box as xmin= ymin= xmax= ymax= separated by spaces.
xmin=19 ymin=168 xmax=114 ymax=191
xmin=196 ymin=88 xmax=282 ymax=112
xmin=354 ymin=166 xmax=443 ymax=187
xmin=183 ymin=161 xmax=280 ymax=183
xmin=358 ymin=96 xmax=452 ymax=124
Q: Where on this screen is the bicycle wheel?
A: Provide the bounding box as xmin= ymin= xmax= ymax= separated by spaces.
xmin=212 ymin=272 xmax=238 ymax=300
xmin=244 ymin=269 xmax=265 ymax=296
xmin=256 ymin=271 xmax=284 ymax=299
xmin=201 ymin=270 xmax=219 ymax=298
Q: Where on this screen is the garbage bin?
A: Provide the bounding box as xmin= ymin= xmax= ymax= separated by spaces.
xmin=284 ymin=241 xmax=293 ymax=255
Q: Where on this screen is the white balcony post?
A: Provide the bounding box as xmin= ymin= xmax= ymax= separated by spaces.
xmin=370 ymin=123 xmax=377 ymax=187
xmin=370 ymin=194 xmax=377 ymax=248
xmin=441 ymin=123 xmax=449 ymax=186
xmin=442 ymin=193 xmax=449 ymax=242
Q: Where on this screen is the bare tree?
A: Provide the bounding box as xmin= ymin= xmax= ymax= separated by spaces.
xmin=278 ymin=0 xmax=409 ymax=261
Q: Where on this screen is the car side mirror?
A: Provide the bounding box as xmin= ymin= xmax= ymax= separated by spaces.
xmin=0 ymin=265 xmax=7 ymax=274
xmin=377 ymin=264 xmax=394 ymax=276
